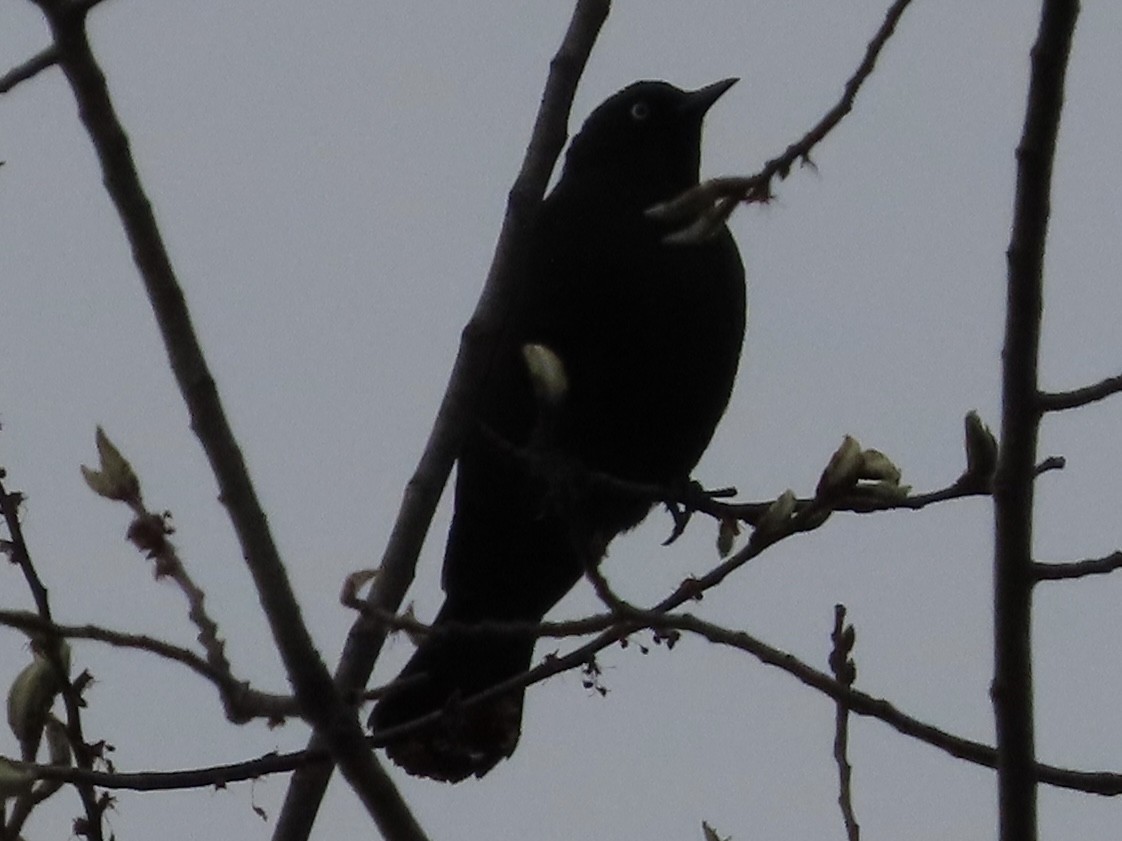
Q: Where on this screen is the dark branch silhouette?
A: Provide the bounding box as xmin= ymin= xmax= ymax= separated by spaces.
xmin=0 ymin=610 xmax=297 ymax=721
xmin=1 ymin=472 xmax=108 ymax=841
xmin=993 ymin=1 xmax=1080 ymax=840
xmin=1038 ymin=372 xmax=1122 ymax=412
xmin=647 ymin=0 xmax=916 ymax=237
xmin=830 ymin=606 xmax=860 ymax=841
xmin=273 ymin=0 xmax=612 ymax=836
xmin=0 ymin=46 xmax=57 ymax=94
xmin=14 ymin=605 xmax=1122 ymax=801
xmin=3 ymin=0 xmax=1109 ymax=838
xmin=24 ymin=0 xmax=425 ymax=836
xmin=1033 ymin=551 xmax=1122 ymax=581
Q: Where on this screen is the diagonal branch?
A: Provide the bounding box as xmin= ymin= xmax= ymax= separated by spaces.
xmin=25 ymin=1 xmax=423 ymax=837
xmin=365 ymin=604 xmax=1122 ymax=800
xmin=0 ymin=610 xmax=297 ymax=721
xmin=12 ymin=605 xmax=1122 ymax=801
xmin=0 ymin=46 xmax=58 ymax=95
xmin=272 ymin=2 xmax=612 ymax=839
xmin=648 ymin=0 xmax=915 ymax=236
xmin=653 ymin=612 xmax=1122 ymax=796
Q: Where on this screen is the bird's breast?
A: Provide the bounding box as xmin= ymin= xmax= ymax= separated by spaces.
xmin=522 ymin=201 xmax=746 ymax=483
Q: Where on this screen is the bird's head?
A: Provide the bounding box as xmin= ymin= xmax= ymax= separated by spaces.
xmin=562 ymin=78 xmax=737 ymax=201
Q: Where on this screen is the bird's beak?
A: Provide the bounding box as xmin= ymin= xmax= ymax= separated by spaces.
xmin=680 ymin=78 xmax=739 ymax=117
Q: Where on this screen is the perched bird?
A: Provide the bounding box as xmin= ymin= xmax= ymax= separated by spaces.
xmin=370 ymin=79 xmax=746 ymax=782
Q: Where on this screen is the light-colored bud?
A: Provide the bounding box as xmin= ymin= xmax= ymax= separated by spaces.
xmin=521 ymin=344 xmax=569 ymax=408
xmin=859 ymin=449 xmax=902 ymax=485
xmin=80 ymin=427 xmax=141 ymax=504
xmin=8 ymin=657 xmax=56 ymax=753
xmin=754 ymin=489 xmax=798 ymax=540
xmin=817 ymin=435 xmax=864 ymax=498
xmin=964 ymin=410 xmax=998 ymax=482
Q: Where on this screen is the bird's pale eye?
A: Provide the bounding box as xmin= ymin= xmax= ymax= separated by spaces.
xmin=629 ymin=101 xmax=650 ymax=122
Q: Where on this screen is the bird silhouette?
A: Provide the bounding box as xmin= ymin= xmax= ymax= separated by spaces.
xmin=370 ymin=78 xmax=746 ymax=782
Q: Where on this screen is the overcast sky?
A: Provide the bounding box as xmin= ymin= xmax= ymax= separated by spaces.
xmin=2 ymin=1 xmax=1122 ymax=839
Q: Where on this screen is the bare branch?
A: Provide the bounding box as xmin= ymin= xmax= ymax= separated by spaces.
xmin=0 ymin=46 xmax=58 ymax=95
xmin=79 ymin=427 xmax=251 ymax=718
xmin=1038 ymin=372 xmax=1122 ymax=412
xmin=1032 ymin=551 xmax=1122 ymax=582
xmin=273 ymin=2 xmax=612 ymax=838
xmin=658 ymin=612 xmax=1122 ymax=796
xmin=0 ymin=472 xmax=107 ymax=841
xmin=0 ymin=610 xmax=297 ymax=721
xmin=830 ymin=606 xmax=860 ymax=841
xmin=993 ymin=2 xmax=1080 ymax=838
xmin=19 ymin=747 xmax=321 ymax=793
xmin=25 ymin=1 xmax=422 ymax=836
xmin=9 ymin=605 xmax=1122 ymax=801
xmin=366 ymin=603 xmax=1122 ymax=801
xmin=648 ymin=0 xmax=915 ymax=235
xmin=478 ymin=418 xmax=1018 ymax=531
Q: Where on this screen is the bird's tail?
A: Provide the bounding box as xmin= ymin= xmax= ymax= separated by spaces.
xmin=368 ymin=601 xmax=537 ymax=782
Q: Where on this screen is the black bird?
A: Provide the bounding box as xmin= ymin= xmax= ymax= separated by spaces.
xmin=370 ymin=79 xmax=746 ymax=782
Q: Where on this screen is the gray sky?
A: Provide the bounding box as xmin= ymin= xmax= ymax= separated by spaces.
xmin=2 ymin=1 xmax=1121 ymax=838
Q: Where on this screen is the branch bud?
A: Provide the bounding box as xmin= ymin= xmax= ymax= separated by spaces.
xmin=817 ymin=435 xmax=864 ymax=498
xmin=963 ymin=410 xmax=998 ymax=484
xmin=7 ymin=645 xmax=67 ymax=757
xmin=81 ymin=427 xmax=141 ymax=505
xmin=754 ymin=489 xmax=798 ymax=540
xmin=521 ymin=343 xmax=569 ymax=408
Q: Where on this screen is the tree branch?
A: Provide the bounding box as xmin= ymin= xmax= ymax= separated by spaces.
xmin=0 ymin=610 xmax=297 ymax=721
xmin=0 ymin=473 xmax=107 ymax=840
xmin=272 ymin=2 xmax=612 ymax=839
xmin=13 ymin=606 xmax=1122 ymax=801
xmin=24 ymin=2 xmax=424 ymax=837
xmin=1038 ymin=372 xmax=1122 ymax=412
xmin=993 ymin=2 xmax=1079 ymax=839
xmin=648 ymin=0 xmax=915 ymax=237
xmin=0 ymin=46 xmax=58 ymax=95
xmin=655 ymin=612 xmax=1122 ymax=796
xmin=1032 ymin=551 xmax=1122 ymax=581
xmin=830 ymin=606 xmax=860 ymax=841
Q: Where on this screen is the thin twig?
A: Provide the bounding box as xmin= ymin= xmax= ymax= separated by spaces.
xmin=1032 ymin=551 xmax=1122 ymax=582
xmin=1038 ymin=372 xmax=1122 ymax=412
xmin=10 ymin=601 xmax=1122 ymax=798
xmin=20 ymin=747 xmax=323 ymax=792
xmin=830 ymin=606 xmax=860 ymax=841
xmin=120 ymin=497 xmax=250 ymax=719
xmin=652 ymin=612 xmax=1122 ymax=796
xmin=0 ymin=610 xmax=297 ymax=721
xmin=0 ymin=46 xmax=58 ymax=95
xmin=648 ymin=0 xmax=915 ymax=235
xmin=0 ymin=473 xmax=106 ymax=841
xmin=12 ymin=606 xmax=1122 ymax=800
xmin=476 ymin=421 xmax=1064 ymax=531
